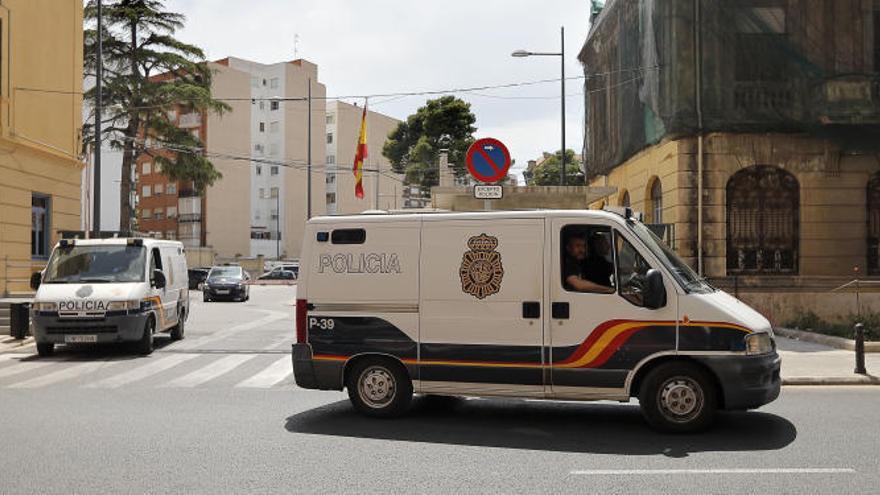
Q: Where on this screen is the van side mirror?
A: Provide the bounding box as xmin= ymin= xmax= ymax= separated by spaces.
xmin=643 ymin=269 xmax=666 ymax=309
xmin=30 ymin=272 xmax=42 ymax=290
xmin=152 ymin=269 xmax=167 ymax=289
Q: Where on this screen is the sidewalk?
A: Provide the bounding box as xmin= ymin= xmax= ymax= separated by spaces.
xmin=777 ymin=336 xmax=880 ymax=385
xmin=0 ymin=335 xmax=34 ymax=354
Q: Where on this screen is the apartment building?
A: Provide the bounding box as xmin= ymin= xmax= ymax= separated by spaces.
xmin=325 ymin=100 xmax=404 ymax=214
xmin=135 ymin=57 xmax=326 ymax=259
xmin=0 ymin=0 xmax=84 ymax=295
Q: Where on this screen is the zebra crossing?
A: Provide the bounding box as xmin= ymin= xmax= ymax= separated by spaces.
xmin=0 ymin=351 xmax=299 ymax=391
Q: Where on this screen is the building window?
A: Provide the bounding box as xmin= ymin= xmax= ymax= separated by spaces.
xmin=31 ymin=194 xmax=50 ymax=259
xmin=258 ymin=101 xmax=265 ymax=111
xmin=734 ymin=6 xmax=787 ymax=82
xmin=262 ymin=78 xmax=267 ymax=86
xmin=167 ymin=206 xmax=177 ymax=219
xmin=647 ymin=178 xmax=662 ymax=224
xmin=726 ymin=165 xmax=799 ymax=275
xmin=326 ymin=132 xmax=333 ymax=144
xmin=269 ymin=78 xmax=279 ymax=89
xmin=270 ymin=187 xmax=279 ymax=198
xmin=326 ymin=114 xmax=335 ymax=124
xmin=619 ymin=190 xmax=630 ymax=208
xmin=154 ymin=183 xmax=164 ymax=196
xmin=142 ymin=162 xmax=151 ymax=175
xmin=270 ymin=166 xmax=279 ymax=176
xmin=142 ymin=185 xmax=151 ymax=197
xmin=270 ymin=100 xmax=279 ymax=111
xmin=254 ymin=144 xmax=264 ymax=154
xmin=259 ymin=122 xmax=265 ymax=132
xmin=326 ymin=192 xmax=337 ymax=205
xmin=142 ymin=208 xmax=152 ymax=219
xmin=155 ymin=162 xmax=162 ymax=173
xmin=867 ymin=174 xmax=880 ymax=274
xmin=269 ymin=121 xmax=279 ymax=133
xmin=256 ymin=165 xmax=262 ymax=175
xmin=154 ymin=210 xmax=165 ymax=220
xmin=326 ymin=155 xmax=335 ymax=165
xmin=166 ymin=231 xmax=176 ymax=240
xmin=326 ymin=174 xmax=336 ymax=184
xmin=167 ymin=183 xmax=177 ymax=195
xmin=259 ymin=188 xmax=265 ymax=199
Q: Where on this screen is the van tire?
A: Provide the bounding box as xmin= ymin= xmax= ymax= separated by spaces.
xmin=137 ymin=317 xmax=155 ymax=355
xmin=36 ymin=342 xmax=54 ymax=357
xmin=346 ymin=358 xmax=412 ymax=418
xmin=170 ymin=310 xmax=185 ymax=341
xmin=638 ymin=361 xmax=717 ymax=433
xmin=203 ymin=293 xmax=210 ymax=303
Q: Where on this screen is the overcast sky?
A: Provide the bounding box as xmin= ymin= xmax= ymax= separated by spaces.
xmin=170 ymin=0 xmax=591 ymax=180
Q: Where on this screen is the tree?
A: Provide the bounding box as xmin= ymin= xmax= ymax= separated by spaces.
xmin=382 ymin=96 xmax=477 ymax=189
xmin=83 ymin=0 xmax=230 ymax=231
xmin=524 ymin=149 xmax=584 ymax=186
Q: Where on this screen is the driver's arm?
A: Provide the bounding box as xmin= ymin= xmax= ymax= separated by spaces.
xmin=565 ymin=275 xmax=615 ymax=294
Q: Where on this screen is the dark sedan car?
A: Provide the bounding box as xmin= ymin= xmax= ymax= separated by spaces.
xmin=187 ymin=268 xmax=210 ymax=290
xmin=203 ymin=266 xmax=250 ymax=302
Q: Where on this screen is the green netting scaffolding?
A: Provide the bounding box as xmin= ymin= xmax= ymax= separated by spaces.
xmin=581 ymin=0 xmax=880 ymax=176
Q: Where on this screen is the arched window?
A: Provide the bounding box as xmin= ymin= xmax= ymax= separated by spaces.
xmin=648 ymin=178 xmax=662 ymax=223
xmin=726 ymin=165 xmax=799 ymax=275
xmin=619 ymin=190 xmax=631 ymax=208
xmin=867 ymin=174 xmax=880 ymax=274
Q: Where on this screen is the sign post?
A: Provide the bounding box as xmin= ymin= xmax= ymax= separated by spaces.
xmin=466 ymin=138 xmax=511 ymax=211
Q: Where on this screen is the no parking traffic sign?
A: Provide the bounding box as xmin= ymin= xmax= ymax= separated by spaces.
xmin=466 ymin=138 xmax=511 ymax=184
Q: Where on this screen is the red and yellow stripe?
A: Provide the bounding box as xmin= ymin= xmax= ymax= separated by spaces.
xmin=312 ymin=319 xmax=751 ymax=369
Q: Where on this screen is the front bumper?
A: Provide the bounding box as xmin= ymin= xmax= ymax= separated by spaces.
xmin=32 ymin=311 xmax=150 ymax=344
xmin=696 ymin=351 xmax=782 ymax=410
xmin=204 ymin=285 xmax=247 ymax=299
xmin=292 ymin=343 xmax=344 ymax=390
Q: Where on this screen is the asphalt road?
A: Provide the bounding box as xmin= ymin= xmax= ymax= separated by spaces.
xmin=1 ymin=286 xmax=878 ymax=494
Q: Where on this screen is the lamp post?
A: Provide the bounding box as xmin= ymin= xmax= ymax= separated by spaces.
xmin=512 ymin=26 xmax=566 ymax=186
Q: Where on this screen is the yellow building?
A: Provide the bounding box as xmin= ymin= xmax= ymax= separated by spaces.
xmin=0 ymin=0 xmax=84 ymax=296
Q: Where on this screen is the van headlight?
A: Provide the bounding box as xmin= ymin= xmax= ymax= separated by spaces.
xmin=34 ymin=302 xmax=57 ymax=312
xmin=745 ymin=333 xmax=774 ymax=355
xmin=107 ymin=300 xmax=141 ymax=311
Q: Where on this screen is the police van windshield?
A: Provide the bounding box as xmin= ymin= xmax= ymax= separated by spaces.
xmin=43 ymin=245 xmax=146 ymax=284
xmin=627 ymin=221 xmax=714 ymax=294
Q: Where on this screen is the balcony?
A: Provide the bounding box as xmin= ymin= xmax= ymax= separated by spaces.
xmin=178 ymin=112 xmax=202 ymax=128
xmin=178 ymin=213 xmax=202 ymax=223
xmin=811 ymin=75 xmax=880 ymax=125
xmin=178 ymin=189 xmax=200 ymax=198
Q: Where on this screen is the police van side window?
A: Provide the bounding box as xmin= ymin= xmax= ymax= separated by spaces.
xmin=560 ymin=225 xmax=616 ymax=293
xmin=331 ymin=229 xmax=366 ymax=244
xmin=150 ymin=248 xmax=163 ymax=285
xmin=614 ymin=230 xmax=653 ymax=307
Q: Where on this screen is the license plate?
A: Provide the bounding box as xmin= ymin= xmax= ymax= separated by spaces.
xmin=216 ymin=289 xmax=230 ymax=295
xmin=65 ymin=335 xmax=97 ymax=343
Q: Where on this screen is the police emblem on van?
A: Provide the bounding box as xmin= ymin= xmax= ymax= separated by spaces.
xmin=459 ymin=233 xmax=504 ymax=299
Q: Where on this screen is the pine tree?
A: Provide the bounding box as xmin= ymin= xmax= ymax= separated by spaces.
xmin=83 ymin=0 xmax=230 ymax=231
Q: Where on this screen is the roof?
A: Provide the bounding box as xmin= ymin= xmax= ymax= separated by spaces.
xmin=54 ymin=238 xmax=183 ymax=247
xmin=308 ymin=209 xmax=625 ymax=224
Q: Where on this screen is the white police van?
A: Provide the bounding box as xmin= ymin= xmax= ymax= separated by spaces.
xmin=31 ymin=237 xmax=189 ymax=356
xmin=292 ymin=209 xmax=780 ymax=432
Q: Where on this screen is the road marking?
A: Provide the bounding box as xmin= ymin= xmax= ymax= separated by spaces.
xmin=8 ymin=361 xmax=107 ymax=388
xmin=173 ymin=310 xmax=289 ymax=350
xmin=0 ymin=360 xmax=55 ymax=380
xmin=235 ymin=356 xmax=292 ymax=388
xmin=569 ymin=468 xmax=856 ymax=475
xmin=85 ymin=353 xmax=200 ymax=389
xmin=163 ymin=354 xmax=255 ymax=387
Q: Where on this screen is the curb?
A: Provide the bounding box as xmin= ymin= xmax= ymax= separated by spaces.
xmin=775 ymin=327 xmax=880 ymax=353
xmin=783 ymin=376 xmax=880 ymax=386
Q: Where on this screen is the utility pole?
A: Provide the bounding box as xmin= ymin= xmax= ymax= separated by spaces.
xmin=276 ymin=192 xmax=280 ymax=260
xmin=307 ymin=78 xmax=312 ymax=220
xmin=93 ymin=0 xmax=103 ymax=233
xmin=374 ymin=162 xmax=380 ymax=210
xmin=560 ymin=25 xmax=566 ymax=186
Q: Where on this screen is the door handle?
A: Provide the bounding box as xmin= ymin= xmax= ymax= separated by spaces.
xmin=552 ymin=302 xmax=570 ymax=319
xmin=522 ymin=301 xmax=540 ymax=319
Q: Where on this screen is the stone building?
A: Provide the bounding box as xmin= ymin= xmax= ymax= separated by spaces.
xmin=580 ymin=0 xmax=880 ymax=323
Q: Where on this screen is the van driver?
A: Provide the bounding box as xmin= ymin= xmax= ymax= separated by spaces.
xmin=563 ymin=235 xmax=615 ymax=294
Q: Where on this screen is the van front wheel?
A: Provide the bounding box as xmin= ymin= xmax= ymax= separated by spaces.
xmin=136 ymin=317 xmax=155 ymax=355
xmin=346 ymin=358 xmax=412 ymax=418
xmin=638 ymin=362 xmax=717 ymax=433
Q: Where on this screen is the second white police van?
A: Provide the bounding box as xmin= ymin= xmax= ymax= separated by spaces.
xmin=292 ymin=209 xmax=781 ymax=432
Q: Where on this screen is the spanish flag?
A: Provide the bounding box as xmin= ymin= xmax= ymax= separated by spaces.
xmin=353 ymin=102 xmax=367 ymax=199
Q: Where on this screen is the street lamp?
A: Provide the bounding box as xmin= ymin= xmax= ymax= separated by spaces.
xmin=512 ymin=26 xmax=567 ymax=186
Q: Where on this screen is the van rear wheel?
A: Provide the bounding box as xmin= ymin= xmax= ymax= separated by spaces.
xmin=638 ymin=361 xmax=717 ymax=433
xmin=170 ymin=310 xmax=185 ymax=341
xmin=346 ymin=358 xmax=412 ymax=418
